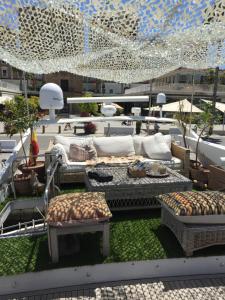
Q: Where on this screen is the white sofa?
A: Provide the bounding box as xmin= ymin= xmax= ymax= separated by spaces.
xmin=45 ymin=134 xmax=190 ymax=184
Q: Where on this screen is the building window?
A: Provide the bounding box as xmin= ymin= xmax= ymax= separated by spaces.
xmin=1 ymin=67 xmax=8 ymax=78
xmin=178 ymin=75 xmax=187 ymax=83
xmin=109 ymin=89 xmax=113 ymax=94
xmin=60 ymin=79 xmax=69 ymax=91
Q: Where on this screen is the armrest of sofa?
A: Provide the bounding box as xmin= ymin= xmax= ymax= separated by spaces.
xmin=171 ymin=142 xmax=190 ymax=178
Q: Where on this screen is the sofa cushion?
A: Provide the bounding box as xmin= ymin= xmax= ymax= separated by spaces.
xmin=55 ymin=135 xmax=93 ymax=154
xmin=133 ymin=136 xmax=146 ymax=156
xmin=93 ymin=135 xmax=135 ymax=157
xmin=142 ymin=135 xmax=172 ymax=160
xmin=46 ymin=192 xmax=112 ymax=226
xmin=69 ymin=144 xmax=97 ymax=162
xmin=158 ymin=191 xmax=225 ymax=216
xmin=154 ymin=133 xmax=172 ymax=149
xmin=51 ymin=143 xmax=68 ymax=163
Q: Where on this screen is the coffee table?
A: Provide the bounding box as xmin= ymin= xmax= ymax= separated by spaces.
xmin=85 ymin=166 xmax=192 ymax=211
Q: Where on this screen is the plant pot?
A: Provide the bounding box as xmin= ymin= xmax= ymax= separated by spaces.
xmin=80 ymin=112 xmax=90 ymax=117
xmin=18 ymin=161 xmax=45 ymax=183
xmin=14 ymin=174 xmax=32 ymax=196
xmin=190 ymin=167 xmax=210 ymax=184
xmin=190 ymin=160 xmax=201 ymax=169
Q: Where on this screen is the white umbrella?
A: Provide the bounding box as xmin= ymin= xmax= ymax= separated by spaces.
xmin=201 ymin=99 xmax=225 ymax=131
xmin=145 ymin=99 xmax=203 ymax=113
xmin=0 ymin=95 xmax=13 ymax=104
xmin=201 ymin=99 xmax=225 ymax=113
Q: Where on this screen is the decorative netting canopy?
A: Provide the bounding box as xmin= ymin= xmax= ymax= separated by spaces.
xmin=0 ymin=0 xmax=225 ymax=83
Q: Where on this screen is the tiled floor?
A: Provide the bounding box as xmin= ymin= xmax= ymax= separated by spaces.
xmin=4 ymin=274 xmax=225 ymax=300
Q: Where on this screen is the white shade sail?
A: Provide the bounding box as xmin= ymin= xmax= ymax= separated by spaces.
xmin=201 ymin=99 xmax=225 ymax=112
xmin=145 ymin=99 xmax=203 ymax=113
xmin=0 ymin=1 xmax=225 ymax=83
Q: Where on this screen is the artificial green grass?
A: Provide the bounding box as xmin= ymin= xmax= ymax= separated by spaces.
xmin=0 ymin=184 xmax=224 ymax=276
xmin=1 ymin=209 xmax=225 ymax=276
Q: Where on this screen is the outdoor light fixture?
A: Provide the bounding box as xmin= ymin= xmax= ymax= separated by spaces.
xmin=39 ymin=83 xmax=64 ymax=120
xmin=157 ymin=93 xmax=166 ymax=118
xmin=131 ymin=107 xmax=141 ymax=116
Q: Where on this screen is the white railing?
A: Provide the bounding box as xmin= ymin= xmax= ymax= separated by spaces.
xmin=0 ymin=80 xmax=21 ymax=92
xmin=125 ymin=83 xmax=225 ymax=95
xmin=0 ymin=218 xmax=46 ymax=238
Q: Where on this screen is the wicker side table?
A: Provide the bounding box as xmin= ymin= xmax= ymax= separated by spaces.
xmin=161 ymin=207 xmax=225 ymax=256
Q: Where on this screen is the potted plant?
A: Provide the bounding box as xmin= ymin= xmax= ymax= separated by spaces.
xmin=0 ymin=96 xmax=44 ymax=186
xmin=79 ymin=92 xmax=99 ymax=117
xmin=84 ymin=122 xmax=97 ymax=134
xmin=190 ymin=102 xmax=221 ymax=183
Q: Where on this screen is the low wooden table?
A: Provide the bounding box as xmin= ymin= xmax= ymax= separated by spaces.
xmin=85 ymin=166 xmax=192 ymax=211
xmin=48 ymin=221 xmax=110 ymax=263
xmin=47 ymin=192 xmax=111 ymax=263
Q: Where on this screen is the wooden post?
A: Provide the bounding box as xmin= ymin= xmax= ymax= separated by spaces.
xmin=58 ymin=126 xmax=61 ymax=134
xmin=42 ymin=125 xmax=45 ymax=134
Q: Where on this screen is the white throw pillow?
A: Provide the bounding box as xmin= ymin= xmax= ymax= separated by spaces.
xmin=55 ymin=135 xmax=93 ymax=154
xmin=142 ymin=135 xmax=172 ymax=160
xmin=93 ymin=135 xmax=135 ymax=157
xmin=133 ymin=136 xmax=146 ymax=156
xmin=51 ymin=143 xmax=68 ymax=163
xmin=154 ymin=133 xmax=172 ymax=149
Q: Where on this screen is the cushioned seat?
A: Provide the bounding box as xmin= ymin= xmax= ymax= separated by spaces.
xmin=159 ymin=191 xmax=225 ymax=216
xmin=46 ymin=192 xmax=112 ymax=226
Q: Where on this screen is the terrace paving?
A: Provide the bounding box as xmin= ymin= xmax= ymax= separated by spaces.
xmin=4 ymin=274 xmax=225 ymax=299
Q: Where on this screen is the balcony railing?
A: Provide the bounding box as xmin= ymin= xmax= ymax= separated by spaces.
xmin=0 ymin=80 xmax=21 ymax=92
xmin=125 ymin=83 xmax=225 ymax=95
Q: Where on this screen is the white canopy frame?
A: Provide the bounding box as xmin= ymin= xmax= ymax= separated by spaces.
xmin=0 ymin=1 xmax=225 ymax=83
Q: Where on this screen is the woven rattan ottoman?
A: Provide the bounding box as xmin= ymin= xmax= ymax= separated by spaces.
xmin=46 ymin=192 xmax=112 ymax=263
xmin=85 ymin=166 xmax=192 ymax=211
xmin=159 ymin=191 xmax=225 ymax=256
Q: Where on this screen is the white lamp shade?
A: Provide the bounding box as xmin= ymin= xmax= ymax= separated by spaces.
xmin=131 ymin=107 xmax=141 ymax=116
xmin=101 ymin=104 xmax=117 ymax=117
xmin=156 ymin=93 xmax=166 ymax=104
xmin=39 ymin=83 xmax=64 ymax=110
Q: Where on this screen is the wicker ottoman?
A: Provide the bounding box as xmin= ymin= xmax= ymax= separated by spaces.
xmin=159 ymin=191 xmax=225 ymax=256
xmin=46 ymin=192 xmax=112 ymax=263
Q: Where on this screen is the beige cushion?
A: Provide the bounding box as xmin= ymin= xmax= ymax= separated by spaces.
xmin=142 ymin=135 xmax=172 ymax=160
xmin=133 ymin=136 xmax=146 ymax=156
xmin=51 ymin=143 xmax=68 ymax=163
xmin=55 ymin=135 xmax=93 ymax=154
xmin=69 ymin=144 xmax=97 ymax=162
xmin=154 ymin=133 xmax=172 ymax=149
xmin=93 ymin=135 xmax=135 ymax=157
xmin=46 ymin=192 xmax=112 ymax=226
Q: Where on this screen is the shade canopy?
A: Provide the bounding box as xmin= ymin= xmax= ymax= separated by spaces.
xmin=1 ymin=1 xmax=225 ymax=83
xmin=145 ymin=99 xmax=203 ymax=113
xmin=201 ymin=99 xmax=225 ymax=113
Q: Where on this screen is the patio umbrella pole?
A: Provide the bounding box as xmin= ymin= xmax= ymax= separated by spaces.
xmin=147 ymin=79 xmax=153 ymax=135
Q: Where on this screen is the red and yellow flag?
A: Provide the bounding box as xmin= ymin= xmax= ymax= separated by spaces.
xmin=29 ymin=130 xmax=39 ymax=165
